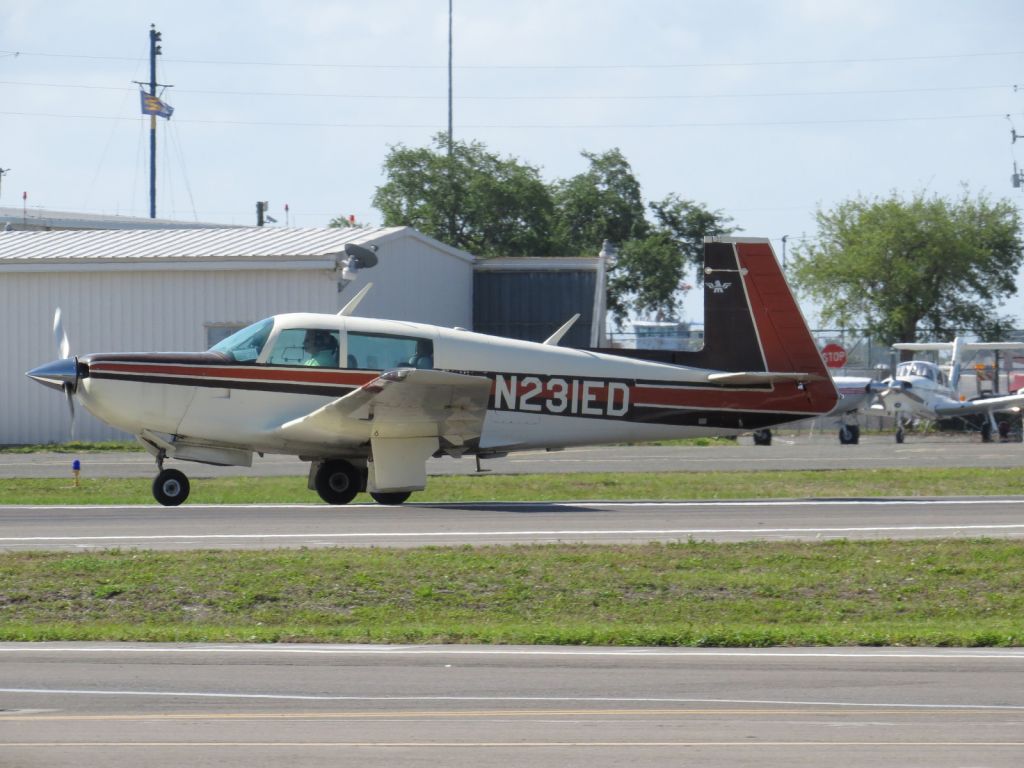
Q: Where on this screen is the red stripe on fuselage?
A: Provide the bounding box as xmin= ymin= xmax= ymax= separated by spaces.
xmin=88 ymin=361 xmax=377 ymax=387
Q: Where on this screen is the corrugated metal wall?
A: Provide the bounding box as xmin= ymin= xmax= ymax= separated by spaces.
xmin=343 ymin=236 xmax=474 ymax=329
xmin=473 ymin=270 xmax=596 ymax=347
xmin=3 ymin=268 xmax=336 ymax=444
xmin=2 ymin=228 xmax=477 ymax=445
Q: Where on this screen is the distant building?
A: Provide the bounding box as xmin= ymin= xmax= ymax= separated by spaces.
xmin=607 ymin=320 xmax=704 ymax=351
xmin=1 ymin=226 xmax=474 ymax=443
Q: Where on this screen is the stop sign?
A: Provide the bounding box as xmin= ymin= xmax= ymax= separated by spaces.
xmin=821 ymin=343 xmax=847 ymax=369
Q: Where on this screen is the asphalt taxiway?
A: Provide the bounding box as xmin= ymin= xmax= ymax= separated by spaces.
xmin=2 ymin=644 xmax=1022 ymax=768
xmin=2 ymin=497 xmax=1024 ymax=551
xmin=2 ymin=433 xmax=1022 ymax=479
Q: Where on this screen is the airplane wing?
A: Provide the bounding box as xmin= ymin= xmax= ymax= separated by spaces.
xmin=706 ymin=371 xmax=827 ymax=385
xmin=932 ymin=392 xmax=1024 ymax=418
xmin=276 ymin=368 xmax=492 ymax=447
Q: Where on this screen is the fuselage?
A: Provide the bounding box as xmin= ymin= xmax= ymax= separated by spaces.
xmin=73 ymin=312 xmax=838 ymax=460
xmin=877 ymin=360 xmax=959 ymax=420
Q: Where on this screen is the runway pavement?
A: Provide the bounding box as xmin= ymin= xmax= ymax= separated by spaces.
xmin=2 ymin=497 xmax=1024 ymax=551
xmin=2 ymin=643 xmax=1022 ymax=767
xmin=2 ymin=433 xmax=1022 ymax=479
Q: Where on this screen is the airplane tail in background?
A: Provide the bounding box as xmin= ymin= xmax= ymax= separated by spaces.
xmin=597 ymin=237 xmax=835 ymax=412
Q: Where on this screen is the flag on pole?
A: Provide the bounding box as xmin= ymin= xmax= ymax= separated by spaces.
xmin=140 ymin=90 xmax=174 ymax=119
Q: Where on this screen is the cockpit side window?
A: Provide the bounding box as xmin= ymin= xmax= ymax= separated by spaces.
xmin=267 ymin=328 xmax=340 ymax=368
xmin=347 ymin=332 xmax=433 ymax=370
xmin=208 ymin=318 xmax=274 ymax=363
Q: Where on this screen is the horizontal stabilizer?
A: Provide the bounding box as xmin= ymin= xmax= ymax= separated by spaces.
xmin=706 ymin=371 xmax=827 ymax=385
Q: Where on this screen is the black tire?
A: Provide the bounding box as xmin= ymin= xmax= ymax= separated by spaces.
xmin=152 ymin=468 xmax=190 ymax=506
xmin=981 ymin=422 xmax=993 ymax=443
xmin=839 ymin=424 xmax=860 ymax=445
xmin=752 ymin=429 xmax=772 ymax=446
xmin=895 ymin=427 xmax=905 ymax=444
xmin=314 ymin=460 xmax=361 ymax=505
xmin=370 ymin=491 xmax=412 ymax=505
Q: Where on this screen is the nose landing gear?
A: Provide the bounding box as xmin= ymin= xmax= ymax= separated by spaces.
xmin=151 ymin=449 xmax=191 ymax=506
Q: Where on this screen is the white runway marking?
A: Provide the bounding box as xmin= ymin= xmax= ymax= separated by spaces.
xmin=1 ymin=523 xmax=1023 ymax=544
xmin=2 ymin=645 xmax=1023 ymax=659
xmin=2 ymin=687 xmax=1023 ymax=711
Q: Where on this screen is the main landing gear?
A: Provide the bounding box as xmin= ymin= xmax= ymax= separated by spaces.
xmin=312 ymin=458 xmax=412 ymax=506
xmin=147 ymin=452 xmax=414 ymax=507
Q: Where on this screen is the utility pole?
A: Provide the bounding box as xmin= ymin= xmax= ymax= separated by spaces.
xmin=148 ymin=25 xmax=162 ymax=218
xmin=447 ymin=0 xmax=453 ymax=155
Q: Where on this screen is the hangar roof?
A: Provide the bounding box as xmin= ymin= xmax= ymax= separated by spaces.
xmin=0 ymin=205 xmax=232 ymax=231
xmin=0 ymin=226 xmax=475 ymax=269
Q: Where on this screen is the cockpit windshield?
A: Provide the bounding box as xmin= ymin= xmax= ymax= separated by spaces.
xmin=208 ymin=318 xmax=274 ymax=363
xmin=897 ymin=361 xmax=938 ymax=381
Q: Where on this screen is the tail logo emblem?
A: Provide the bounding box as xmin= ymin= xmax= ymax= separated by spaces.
xmin=708 ymin=279 xmax=732 ymax=294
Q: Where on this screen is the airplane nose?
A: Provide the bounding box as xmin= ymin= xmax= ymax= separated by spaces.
xmin=26 ymin=357 xmax=81 ymax=393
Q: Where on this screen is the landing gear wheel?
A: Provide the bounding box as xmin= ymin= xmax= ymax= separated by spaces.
xmin=981 ymin=422 xmax=993 ymax=443
xmin=152 ymin=468 xmax=190 ymax=506
xmin=314 ymin=460 xmax=361 ymax=505
xmin=838 ymin=425 xmax=860 ymax=445
xmin=895 ymin=427 xmax=905 ymax=444
xmin=752 ymin=429 xmax=772 ymax=446
xmin=370 ymin=491 xmax=412 ymax=505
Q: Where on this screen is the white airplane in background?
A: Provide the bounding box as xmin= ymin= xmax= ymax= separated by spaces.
xmin=750 ymin=373 xmax=883 ymax=446
xmin=872 ymin=337 xmax=1024 ymax=443
xmin=27 ymin=237 xmax=838 ymax=506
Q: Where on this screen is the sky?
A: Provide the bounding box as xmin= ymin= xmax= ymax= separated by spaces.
xmin=2 ymin=0 xmax=1024 ymax=325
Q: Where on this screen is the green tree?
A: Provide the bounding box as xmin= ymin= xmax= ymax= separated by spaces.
xmin=790 ymin=189 xmax=1023 ymax=345
xmin=370 ymin=137 xmax=735 ymax=326
xmin=648 ymin=193 xmax=735 ymax=278
xmin=605 ymin=195 xmax=734 ymax=325
xmin=606 ymin=232 xmax=684 ymax=324
xmin=551 ymin=148 xmax=649 ymax=254
xmin=370 ymin=133 xmax=555 ymax=257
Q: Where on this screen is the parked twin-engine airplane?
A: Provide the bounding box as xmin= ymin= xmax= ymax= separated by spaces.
xmin=872 ymin=337 xmax=1024 ymax=442
xmin=27 ymin=238 xmax=838 ymax=506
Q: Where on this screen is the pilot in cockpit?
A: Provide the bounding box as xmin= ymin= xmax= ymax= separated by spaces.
xmin=303 ymin=330 xmax=339 ymax=367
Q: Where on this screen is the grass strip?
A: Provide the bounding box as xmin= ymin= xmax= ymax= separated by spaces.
xmin=1 ymin=540 xmax=1021 ymax=646
xmin=2 ymin=467 xmax=1024 ymax=505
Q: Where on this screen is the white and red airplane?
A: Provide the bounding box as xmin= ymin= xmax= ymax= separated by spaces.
xmin=873 ymin=337 xmax=1024 ymax=442
xmin=27 ymin=237 xmax=838 ymax=506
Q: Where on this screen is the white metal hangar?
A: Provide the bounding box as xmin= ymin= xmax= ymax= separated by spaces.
xmin=0 ymin=226 xmax=474 ymax=443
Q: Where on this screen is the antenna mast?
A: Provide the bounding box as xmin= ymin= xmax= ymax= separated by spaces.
xmin=148 ymin=25 xmax=162 ymax=218
xmin=447 ymin=0 xmax=453 ymax=155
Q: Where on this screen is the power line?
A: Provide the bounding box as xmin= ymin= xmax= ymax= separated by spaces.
xmin=0 ymin=79 xmax=1012 ymax=102
xmin=0 ymin=109 xmax=1013 ymax=130
xmin=2 ymin=48 xmax=1022 ymax=71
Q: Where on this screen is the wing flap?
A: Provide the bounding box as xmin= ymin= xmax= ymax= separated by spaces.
xmin=277 ymin=368 xmax=492 ymax=446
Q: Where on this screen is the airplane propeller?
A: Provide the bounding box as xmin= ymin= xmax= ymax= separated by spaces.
xmin=54 ymin=308 xmax=76 ymax=438
xmin=54 ymin=307 xmax=70 ymax=360
xmin=25 ymin=308 xmax=79 ymax=439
